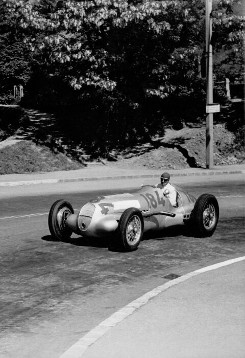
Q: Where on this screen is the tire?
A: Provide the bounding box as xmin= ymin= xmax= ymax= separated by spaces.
xmin=192 ymin=194 xmax=219 ymax=237
xmin=48 ymin=199 xmax=74 ymax=240
xmin=118 ymin=208 xmax=144 ymax=251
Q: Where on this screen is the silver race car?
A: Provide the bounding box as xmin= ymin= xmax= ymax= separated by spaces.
xmin=48 ymin=184 xmax=219 ymax=251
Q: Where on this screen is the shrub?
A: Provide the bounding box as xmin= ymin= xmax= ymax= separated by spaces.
xmin=0 ymin=105 xmax=29 ymax=137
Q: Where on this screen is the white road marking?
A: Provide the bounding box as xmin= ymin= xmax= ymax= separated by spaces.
xmin=0 ymin=179 xmax=59 ymax=186
xmin=59 ymin=256 xmax=245 ymax=358
xmin=0 ymin=209 xmax=79 ymax=220
xmin=0 ymin=212 xmax=48 ymax=220
xmin=218 ymin=195 xmax=244 ymax=198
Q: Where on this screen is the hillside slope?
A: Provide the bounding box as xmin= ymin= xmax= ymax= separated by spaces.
xmin=0 ymin=140 xmax=84 ymax=174
xmin=0 ymin=124 xmax=244 ymax=174
xmin=107 ymin=124 xmax=244 ymax=170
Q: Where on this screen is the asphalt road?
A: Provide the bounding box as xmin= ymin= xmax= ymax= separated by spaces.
xmin=0 ymin=179 xmax=244 ymax=358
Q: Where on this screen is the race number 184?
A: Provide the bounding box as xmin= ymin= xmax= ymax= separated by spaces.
xmin=140 ymin=192 xmax=165 ymax=209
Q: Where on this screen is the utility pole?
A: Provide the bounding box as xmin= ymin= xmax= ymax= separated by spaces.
xmin=205 ymin=0 xmax=213 ymax=169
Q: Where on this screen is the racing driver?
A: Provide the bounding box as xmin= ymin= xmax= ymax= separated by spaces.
xmin=156 ymin=172 xmax=178 ymax=207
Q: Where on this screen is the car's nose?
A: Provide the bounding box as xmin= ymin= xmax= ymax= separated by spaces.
xmin=78 ymin=203 xmax=95 ymax=232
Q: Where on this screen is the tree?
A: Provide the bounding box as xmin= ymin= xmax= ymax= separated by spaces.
xmin=212 ymin=0 xmax=244 ymax=81
xmin=5 ymin=0 xmax=244 ymax=153
xmin=0 ymin=0 xmax=32 ymax=104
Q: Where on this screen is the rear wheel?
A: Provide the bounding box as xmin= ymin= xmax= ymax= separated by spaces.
xmin=192 ymin=194 xmax=219 ymax=237
xmin=118 ymin=208 xmax=144 ymax=251
xmin=48 ymin=199 xmax=74 ymax=240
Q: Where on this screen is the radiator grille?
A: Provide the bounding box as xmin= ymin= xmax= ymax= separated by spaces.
xmin=78 ymin=203 xmax=95 ymax=231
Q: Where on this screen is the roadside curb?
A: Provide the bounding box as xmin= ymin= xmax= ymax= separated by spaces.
xmin=0 ymin=169 xmax=244 ymax=187
xmin=59 ymin=256 xmax=245 ymax=358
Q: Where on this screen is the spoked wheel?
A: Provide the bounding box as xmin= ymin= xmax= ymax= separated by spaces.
xmin=203 ymin=202 xmax=217 ymax=230
xmin=48 ymin=199 xmax=74 ymax=240
xmin=192 ymin=194 xmax=219 ymax=237
xmin=118 ymin=208 xmax=144 ymax=251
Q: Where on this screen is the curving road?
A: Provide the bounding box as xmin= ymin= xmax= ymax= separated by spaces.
xmin=0 ymin=178 xmax=244 ymax=358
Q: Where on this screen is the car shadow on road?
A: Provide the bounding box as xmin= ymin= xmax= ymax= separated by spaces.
xmin=41 ymin=234 xmax=140 ymax=252
xmin=41 ymin=234 xmax=112 ymax=249
xmin=42 ymin=234 xmax=60 ymax=242
xmin=41 ymin=226 xmax=196 ymax=252
xmin=143 ymin=226 xmax=196 ymax=241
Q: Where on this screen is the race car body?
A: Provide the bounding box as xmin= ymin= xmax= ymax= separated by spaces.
xmin=75 ymin=185 xmax=194 ymax=236
xmin=48 ymin=184 xmax=219 ymax=251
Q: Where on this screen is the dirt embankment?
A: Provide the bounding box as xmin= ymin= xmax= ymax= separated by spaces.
xmin=107 ymin=124 xmax=244 ymax=170
xmin=0 ymin=124 xmax=244 ymax=174
xmin=0 ymin=140 xmax=83 ymax=174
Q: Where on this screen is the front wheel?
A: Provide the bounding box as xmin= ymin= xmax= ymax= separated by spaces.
xmin=118 ymin=208 xmax=144 ymax=251
xmin=192 ymin=194 xmax=219 ymax=237
xmin=48 ymin=199 xmax=74 ymax=240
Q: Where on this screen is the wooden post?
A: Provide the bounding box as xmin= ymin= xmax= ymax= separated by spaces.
xmin=225 ymin=78 xmax=231 ymax=99
xmin=206 ymin=0 xmax=214 ymax=169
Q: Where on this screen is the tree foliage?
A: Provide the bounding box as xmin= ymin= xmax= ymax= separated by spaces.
xmin=3 ymin=0 xmax=244 ymax=153
xmin=212 ymin=0 xmax=244 ymax=80
xmin=0 ymin=1 xmax=32 ymax=103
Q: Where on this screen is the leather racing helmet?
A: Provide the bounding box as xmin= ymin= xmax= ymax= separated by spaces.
xmin=161 ymin=172 xmax=170 ymax=182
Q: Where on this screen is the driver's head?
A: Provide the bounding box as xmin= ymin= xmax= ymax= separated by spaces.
xmin=161 ymin=172 xmax=170 ymax=185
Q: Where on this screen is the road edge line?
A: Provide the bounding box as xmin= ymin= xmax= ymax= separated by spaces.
xmin=59 ymin=256 xmax=245 ymax=358
xmin=0 ymin=169 xmax=244 ymax=187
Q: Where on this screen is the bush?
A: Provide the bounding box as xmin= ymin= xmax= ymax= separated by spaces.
xmin=224 ymin=101 xmax=245 ymax=151
xmin=0 ymin=105 xmax=29 ymax=138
